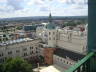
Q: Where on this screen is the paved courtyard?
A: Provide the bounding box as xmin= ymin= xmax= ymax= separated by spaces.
xmin=33 ymin=64 xmax=66 ymax=72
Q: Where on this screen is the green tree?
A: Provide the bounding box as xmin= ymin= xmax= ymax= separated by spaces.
xmin=16 ymin=26 xmax=22 ymax=30
xmin=1 ymin=58 xmax=33 ymax=72
xmin=0 ymin=64 xmax=4 ymax=72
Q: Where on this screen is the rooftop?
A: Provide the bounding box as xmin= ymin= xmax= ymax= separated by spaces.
xmin=46 ymin=13 xmax=56 ymax=30
xmin=0 ymin=38 xmax=33 ymax=46
xmin=54 ymin=48 xmax=85 ymax=61
xmin=46 ymin=22 xmax=56 ymax=30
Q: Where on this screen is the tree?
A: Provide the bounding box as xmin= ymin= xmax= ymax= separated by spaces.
xmin=64 ymin=21 xmax=77 ymax=27
xmin=16 ymin=26 xmax=22 ymax=30
xmin=39 ymin=55 xmax=44 ymax=63
xmin=0 ymin=64 xmax=4 ymax=72
xmin=0 ymin=57 xmax=33 ymax=72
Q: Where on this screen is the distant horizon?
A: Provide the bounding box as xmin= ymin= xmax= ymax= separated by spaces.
xmin=0 ymin=15 xmax=88 ymax=19
xmin=0 ymin=0 xmax=88 ymax=18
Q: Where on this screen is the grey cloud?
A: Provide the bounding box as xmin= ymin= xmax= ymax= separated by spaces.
xmin=0 ymin=4 xmax=14 ymax=13
xmin=7 ymin=0 xmax=25 ymax=10
xmin=40 ymin=7 xmax=49 ymax=12
xmin=0 ymin=9 xmax=6 ymax=12
xmin=0 ymin=9 xmax=13 ymax=14
xmin=34 ymin=1 xmax=43 ymax=5
xmin=63 ymin=0 xmax=88 ymax=5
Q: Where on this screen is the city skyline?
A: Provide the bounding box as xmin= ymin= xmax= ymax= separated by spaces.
xmin=0 ymin=0 xmax=88 ymax=18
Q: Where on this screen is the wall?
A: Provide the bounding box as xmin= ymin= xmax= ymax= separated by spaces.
xmin=47 ymin=29 xmax=57 ymax=47
xmin=0 ymin=39 xmax=40 ymax=63
xmin=44 ymin=48 xmax=55 ymax=65
xmin=53 ymin=55 xmax=75 ymax=69
xmin=57 ymin=30 xmax=87 ymax=54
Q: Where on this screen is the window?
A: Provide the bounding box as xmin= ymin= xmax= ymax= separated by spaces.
xmin=49 ymin=37 xmax=51 ymax=40
xmin=0 ymin=53 xmax=3 ymax=57
xmin=8 ymin=51 xmax=12 ymax=55
xmin=36 ymin=47 xmax=38 ymax=50
xmin=24 ymin=53 xmax=27 ymax=56
xmin=30 ymin=47 xmax=33 ymax=49
xmin=36 ymin=51 xmax=38 ymax=53
xmin=16 ymin=50 xmax=20 ymax=53
xmin=23 ymin=48 xmax=27 ymax=51
xmin=49 ymin=32 xmax=51 ymax=35
xmin=30 ymin=51 xmax=33 ymax=54
xmin=39 ymin=44 xmax=43 ymax=48
xmin=0 ymin=59 xmax=4 ymax=62
xmin=0 ymin=54 xmax=2 ymax=57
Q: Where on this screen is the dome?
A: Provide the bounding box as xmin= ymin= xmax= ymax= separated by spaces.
xmin=46 ymin=13 xmax=56 ymax=30
xmin=46 ymin=23 xmax=56 ymax=30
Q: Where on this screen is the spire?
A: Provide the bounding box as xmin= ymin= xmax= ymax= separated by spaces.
xmin=49 ymin=13 xmax=52 ymax=23
xmin=46 ymin=12 xmax=56 ymax=30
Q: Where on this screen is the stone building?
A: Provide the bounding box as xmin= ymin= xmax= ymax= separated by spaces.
xmin=53 ymin=48 xmax=84 ymax=69
xmin=0 ymin=38 xmax=41 ymax=63
xmin=36 ymin=13 xmax=87 ymax=69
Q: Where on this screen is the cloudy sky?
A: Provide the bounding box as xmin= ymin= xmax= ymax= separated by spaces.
xmin=0 ymin=0 xmax=88 ymax=18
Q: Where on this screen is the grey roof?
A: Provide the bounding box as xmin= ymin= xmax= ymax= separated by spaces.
xmin=54 ymin=48 xmax=85 ymax=61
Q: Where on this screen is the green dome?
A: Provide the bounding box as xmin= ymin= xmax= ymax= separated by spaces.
xmin=46 ymin=23 xmax=56 ymax=30
xmin=46 ymin=13 xmax=56 ymax=30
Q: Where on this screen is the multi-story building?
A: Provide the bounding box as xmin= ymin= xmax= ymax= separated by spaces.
xmin=36 ymin=13 xmax=87 ymax=69
xmin=0 ymin=13 xmax=87 ymax=71
xmin=0 ymin=38 xmax=41 ymax=63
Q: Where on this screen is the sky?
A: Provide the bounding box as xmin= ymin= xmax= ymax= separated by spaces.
xmin=0 ymin=0 xmax=88 ymax=18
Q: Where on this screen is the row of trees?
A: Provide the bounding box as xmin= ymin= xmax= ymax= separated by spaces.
xmin=0 ymin=57 xmax=33 ymax=72
xmin=62 ymin=20 xmax=87 ymax=27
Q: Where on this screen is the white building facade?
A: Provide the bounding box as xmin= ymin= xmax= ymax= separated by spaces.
xmin=36 ymin=13 xmax=87 ymax=69
xmin=0 ymin=38 xmax=41 ymax=63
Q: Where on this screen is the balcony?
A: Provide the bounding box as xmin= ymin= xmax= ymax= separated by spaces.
xmin=65 ymin=52 xmax=96 ymax=72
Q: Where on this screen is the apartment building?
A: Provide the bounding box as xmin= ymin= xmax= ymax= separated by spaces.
xmin=0 ymin=38 xmax=41 ymax=63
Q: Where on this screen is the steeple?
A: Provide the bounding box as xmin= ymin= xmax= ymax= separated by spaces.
xmin=49 ymin=13 xmax=52 ymax=23
xmin=46 ymin=13 xmax=56 ymax=30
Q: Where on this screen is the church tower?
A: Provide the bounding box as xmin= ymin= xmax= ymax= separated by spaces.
xmin=44 ymin=13 xmax=57 ymax=65
xmin=46 ymin=13 xmax=57 ymax=47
